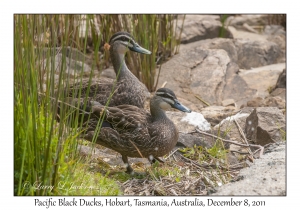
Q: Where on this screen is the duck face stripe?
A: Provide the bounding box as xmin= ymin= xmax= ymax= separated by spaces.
xmin=110 ymin=34 xmax=135 ymax=45
xmin=156 ymin=92 xmax=175 ymax=100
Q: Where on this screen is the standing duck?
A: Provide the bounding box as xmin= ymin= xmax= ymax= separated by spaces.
xmin=83 ymin=88 xmax=192 ymax=173
xmin=67 ymin=31 xmax=151 ymax=108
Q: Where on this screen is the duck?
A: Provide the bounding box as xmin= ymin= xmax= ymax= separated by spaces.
xmin=82 ymin=88 xmax=192 ymax=173
xmin=66 ymin=31 xmax=151 ymax=108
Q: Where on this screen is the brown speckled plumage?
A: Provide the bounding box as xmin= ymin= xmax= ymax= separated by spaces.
xmin=83 ymin=88 xmax=191 ymax=173
xmin=66 ymin=31 xmax=151 ymax=108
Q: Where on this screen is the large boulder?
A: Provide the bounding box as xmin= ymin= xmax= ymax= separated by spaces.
xmin=212 ymin=143 xmax=286 ymax=195
xmin=176 ymin=15 xmax=233 ymax=44
xmin=158 ymin=39 xmax=283 ymax=108
xmin=225 ymin=15 xmax=269 ymax=30
xmin=42 ymin=47 xmax=92 ymax=78
xmin=234 ymin=39 xmax=284 ymax=69
xmin=239 ymin=63 xmax=286 ymax=98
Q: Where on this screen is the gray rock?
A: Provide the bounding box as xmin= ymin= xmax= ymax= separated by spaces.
xmin=201 ymin=106 xmax=239 ymax=127
xmin=214 ymin=107 xmax=254 ymax=142
xmin=157 ymin=36 xmax=285 ymax=109
xmin=222 ymin=62 xmax=257 ymax=108
xmin=158 ymin=42 xmax=260 ymax=108
xmin=264 ymin=25 xmax=286 ymax=36
xmin=245 ymin=97 xmax=265 ymax=108
xmin=189 ymin=49 xmax=230 ymax=105
xmin=241 ymin=95 xmax=286 ymax=111
xmin=176 ymin=133 xmax=213 ymax=149
xmin=239 ymin=63 xmax=286 ymax=98
xmin=176 ymin=130 xmax=231 ymax=150
xmin=270 ymin=88 xmax=286 ymax=100
xmin=100 ymin=68 xmax=116 ymax=79
xmin=42 ymin=48 xmax=92 ymax=78
xmin=227 ymin=26 xmax=268 ymax=42
xmin=78 ymin=144 xmax=150 ymax=168
xmin=212 ymin=143 xmax=286 ymax=195
xmin=245 ymin=107 xmax=286 ymax=145
xmin=38 ymin=47 xmax=90 ymax=63
xmin=275 ymin=68 xmax=286 ymax=88
xmin=264 ymin=96 xmax=286 ymax=109
xmin=221 ymin=99 xmax=236 ymax=107
xmin=234 ymin=39 xmax=284 ymax=69
xmin=242 ymin=23 xmax=259 ymax=33
xmin=177 ymin=15 xmax=233 ymax=44
xmin=225 ymin=15 xmax=269 ymax=30
xmin=180 ymin=38 xmax=238 ymax=63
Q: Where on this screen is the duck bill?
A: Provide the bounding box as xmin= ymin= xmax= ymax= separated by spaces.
xmin=131 ymin=43 xmax=152 ymax=55
xmin=172 ymin=99 xmax=192 ymax=113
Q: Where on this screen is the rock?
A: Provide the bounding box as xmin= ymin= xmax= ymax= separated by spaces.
xmin=242 ymin=23 xmax=259 ymax=33
xmin=264 ymin=25 xmax=286 ymax=36
xmin=176 ymin=130 xmax=231 ymax=149
xmin=38 ymin=47 xmax=90 ymax=63
xmin=182 ymin=38 xmax=284 ymax=69
xmin=212 ymin=143 xmax=286 ymax=195
xmin=189 ymin=49 xmax=230 ymax=105
xmin=264 ymin=96 xmax=285 ymax=109
xmin=180 ymin=38 xmax=238 ymax=63
xmin=245 ymin=107 xmax=286 ymax=145
xmin=241 ymin=95 xmax=286 ymax=111
xmin=270 ymin=88 xmax=286 ymax=100
xmin=157 ymin=47 xmax=228 ymax=106
xmin=157 ymin=37 xmax=285 ymax=109
xmin=225 ymin=15 xmax=269 ymax=30
xmin=166 ymin=111 xmax=211 ymax=133
xmin=42 ymin=48 xmax=92 ymax=78
xmin=228 ymin=26 xmax=268 ymax=42
xmin=78 ymin=144 xmax=150 ymax=168
xmin=214 ymin=107 xmax=254 ymax=142
xmin=100 ymin=68 xmax=116 ymax=79
xmin=222 ymin=62 xmax=257 ymax=108
xmin=177 ymin=15 xmax=233 ymax=44
xmin=201 ymin=106 xmax=238 ymax=127
xmin=246 ymin=97 xmax=265 ymax=107
xmin=239 ymin=63 xmax=286 ymax=98
xmin=221 ymin=99 xmax=236 ymax=107
xmin=176 ymin=133 xmax=213 ymax=149
xmin=275 ymin=68 xmax=286 ymax=88
xmin=265 ymin=25 xmax=286 ymax=54
xmin=234 ymin=39 xmax=284 ymax=69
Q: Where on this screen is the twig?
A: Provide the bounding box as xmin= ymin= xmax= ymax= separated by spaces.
xmin=230 ymin=150 xmax=250 ymax=155
xmin=234 ymin=118 xmax=253 ymax=156
xmin=172 ymin=153 xmax=177 ymax=162
xmin=178 ymin=154 xmax=202 ymax=169
xmin=161 ymin=81 xmax=167 ymax=88
xmin=165 ymin=148 xmax=179 ymax=159
xmin=194 ymin=95 xmax=210 ymax=106
xmin=195 ymin=129 xmax=264 ymax=158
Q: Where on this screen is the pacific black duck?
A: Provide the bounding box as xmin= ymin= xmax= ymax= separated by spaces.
xmin=83 ymin=88 xmax=192 ymax=173
xmin=66 ymin=31 xmax=151 ymax=108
